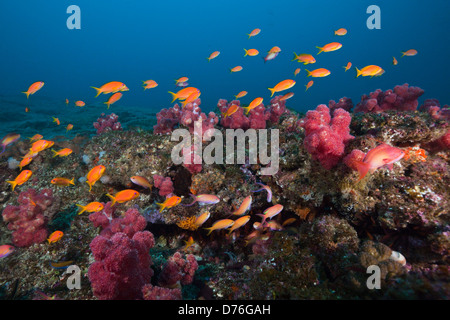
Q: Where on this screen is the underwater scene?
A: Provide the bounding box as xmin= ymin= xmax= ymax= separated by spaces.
xmin=0 ymin=0 xmax=449 ymax=303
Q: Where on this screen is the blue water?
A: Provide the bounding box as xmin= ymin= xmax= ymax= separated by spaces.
xmin=0 ymin=0 xmax=449 ymax=139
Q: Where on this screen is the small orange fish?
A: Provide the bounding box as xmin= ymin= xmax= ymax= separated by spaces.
xmin=65 ymin=98 xmax=69 ymax=105
xmin=268 ymin=46 xmax=281 ymax=54
xmin=47 ymin=231 xmax=63 ymax=244
xmin=181 ymin=90 xmax=201 ymax=108
xmin=1 ymin=133 xmax=21 ymax=155
xmin=195 ymin=211 xmax=211 ymax=227
xmin=334 ymin=28 xmax=347 ymax=36
xmin=247 ymin=28 xmax=261 ymax=38
xmin=207 ymin=51 xmax=220 ymax=62
xmin=28 ymin=134 xmax=43 ymax=142
xmin=104 ymin=92 xmax=122 ymax=109
xmin=6 ymin=170 xmax=33 ymax=191
xmin=234 ymin=91 xmax=248 ymax=99
xmin=230 ymin=66 xmax=243 ymax=73
xmin=292 ymin=53 xmax=316 ymax=65
xmin=282 ymin=217 xmax=297 ymax=227
xmin=106 ymin=189 xmax=140 ymax=206
xmin=22 ymin=81 xmax=44 ymax=99
xmin=343 ymin=62 xmax=352 ymax=72
xmin=223 ymin=104 xmax=240 ymax=118
xmin=25 ymin=107 xmax=29 ymax=113
xmin=0 ymin=245 xmax=15 ymax=258
xmin=268 ymin=79 xmax=296 ymax=97
xmin=143 ymin=80 xmax=158 ymax=90
xmin=91 ymin=81 xmax=129 ymax=97
xmin=355 ymin=65 xmax=384 ymax=78
xmin=204 ymin=219 xmax=235 ymax=235
xmin=52 ymin=117 xmax=60 ymax=126
xmin=76 ymin=202 xmax=104 ymax=215
xmin=401 ymin=49 xmax=418 ymax=57
xmin=231 ymin=195 xmax=252 ymax=216
xmin=257 ymin=204 xmax=283 ymax=224
xmin=30 ymin=139 xmax=51 ymax=153
xmin=175 ymin=77 xmax=189 ymax=84
xmin=156 ymin=195 xmax=182 ymax=212
xmin=228 ymin=215 xmax=251 ymax=234
xmin=75 ymin=101 xmax=85 ymax=107
xmin=263 ymin=52 xmax=279 ymax=63
xmin=392 ymin=57 xmax=398 ymax=65
xmin=280 ymin=92 xmax=294 ymax=101
xmin=51 ymin=177 xmax=75 ymax=187
xmin=19 ymin=156 xmax=33 ymax=170
xmin=305 ymin=68 xmax=331 ymax=78
xmin=244 ymin=48 xmax=259 ymax=57
xmin=66 ymin=124 xmax=73 ymax=132
xmin=52 ymin=148 xmax=73 ymax=157
xmin=86 ymin=165 xmax=106 ymax=191
xmin=305 ymin=80 xmax=314 ymax=91
xmin=294 ymin=68 xmax=301 ymax=76
xmin=183 ymin=236 xmax=195 ymax=250
xmin=242 ymin=97 xmax=263 ymax=114
xmin=316 ymin=42 xmax=342 ymax=54
xmin=168 ymin=87 xmax=199 ymax=103
xmin=130 ymin=176 xmax=152 ymax=189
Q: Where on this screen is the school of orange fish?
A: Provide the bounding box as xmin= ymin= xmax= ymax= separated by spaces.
xmin=0 ymin=27 xmax=418 ymax=255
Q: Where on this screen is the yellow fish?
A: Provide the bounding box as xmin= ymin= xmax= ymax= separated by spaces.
xmin=204 ymin=219 xmax=234 ymax=235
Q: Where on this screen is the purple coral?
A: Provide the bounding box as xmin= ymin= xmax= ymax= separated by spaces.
xmin=158 ymin=251 xmax=198 ymax=288
xmin=93 ymin=113 xmax=123 ymax=135
xmin=153 ymin=174 xmax=174 ymax=196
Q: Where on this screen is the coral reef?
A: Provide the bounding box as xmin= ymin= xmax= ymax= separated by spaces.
xmin=93 ymin=113 xmax=123 ymax=135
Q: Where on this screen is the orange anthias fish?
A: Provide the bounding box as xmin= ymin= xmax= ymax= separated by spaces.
xmin=86 ymin=165 xmax=106 ymax=191
xmin=104 ymin=92 xmax=122 ymax=109
xmin=48 ymin=231 xmax=63 ymax=244
xmin=0 ymin=245 xmax=15 ymax=258
xmin=401 ymin=49 xmax=418 ymax=57
xmin=65 ymin=98 xmax=69 ymax=105
xmin=143 ymin=80 xmax=158 ymax=90
xmin=305 ymin=68 xmax=331 ymax=78
xmin=52 ymin=117 xmax=60 ymax=126
xmin=51 ymin=177 xmax=75 ymax=187
xmin=204 ymin=219 xmax=234 ymax=235
xmin=280 ymin=92 xmax=294 ymax=101
xmin=1 ymin=133 xmax=21 ymax=155
xmin=91 ymin=81 xmax=129 ymax=97
xmin=231 ymin=195 xmax=252 ymax=216
xmin=268 ymin=46 xmax=281 ymax=54
xmin=195 ymin=211 xmax=211 ymax=227
xmin=392 ymin=57 xmax=398 ymax=65
xmin=228 ymin=215 xmax=251 ymax=234
xmin=294 ymin=68 xmax=301 ymax=76
xmin=252 ymin=182 xmax=272 ymax=202
xmin=52 ymin=148 xmax=73 ymax=157
xmin=234 ymin=91 xmax=248 ymax=99
xmin=223 ymin=104 xmax=240 ymax=118
xmin=19 ymin=157 xmax=33 ymax=170
xmin=22 ymin=81 xmax=44 ymax=99
xmin=175 ymin=77 xmax=189 ymax=85
xmin=207 ymin=51 xmax=220 ymax=62
xmin=7 ymin=170 xmax=33 ymax=191
xmin=352 ymin=144 xmax=405 ymax=182
xmin=28 ymin=134 xmax=43 ymax=142
xmin=75 ymin=101 xmax=85 ymax=107
xmin=263 ymin=52 xmax=279 ymax=63
xmin=343 ymin=62 xmax=352 ymax=72
xmin=185 ymin=194 xmax=220 ymax=206
xmin=30 ymin=139 xmax=52 ymax=153
xmin=334 ymin=28 xmax=347 ymax=36
xmin=247 ymin=28 xmax=261 ymax=38
xmin=316 ymin=42 xmax=342 ymax=54
xmin=242 ymin=97 xmax=263 ymax=115
xmin=257 ymin=204 xmax=284 ymax=225
xmin=181 ymin=90 xmax=201 ymax=108
xmin=66 ymin=124 xmax=73 ymax=132
xmin=355 ymin=65 xmax=385 ymax=78
xmin=268 ymin=79 xmax=296 ymax=97
xmin=168 ymin=87 xmax=199 ymax=103
xmin=76 ymin=202 xmax=104 ymax=215
xmin=305 ymin=80 xmax=314 ymax=91
xmin=230 ymin=66 xmax=243 ymax=73
xmin=292 ymin=53 xmax=316 ymax=65
xmin=156 ymin=195 xmax=182 ymax=212
xmin=183 ymin=236 xmax=195 ymax=250
xmin=106 ymin=189 xmax=140 ymax=206
xmin=130 ymin=176 xmax=152 ymax=189
xmin=244 ymin=48 xmax=259 ymax=57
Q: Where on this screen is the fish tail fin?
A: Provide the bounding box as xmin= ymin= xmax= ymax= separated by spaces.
xmin=51 ymin=149 xmax=58 ymax=157
xmin=316 ymin=46 xmax=323 ymax=55
xmin=106 ymin=194 xmax=116 ymax=206
xmin=155 ymin=202 xmax=165 ymax=212
xmin=87 ymin=181 xmax=92 ymax=192
xmin=401 ymin=52 xmax=405 ymax=57
xmin=206 ymin=57 xmax=211 ymax=62
xmin=256 ymin=214 xmax=266 ymax=225
xmin=6 ymin=180 xmax=17 ymax=191
xmin=91 ymin=86 xmax=102 ymax=98
xmin=242 ymin=107 xmax=250 ymax=115
xmin=291 ymin=52 xmax=298 ymax=61
xmin=168 ymin=91 xmax=177 ymax=103
xmin=104 ymin=101 xmax=110 ymax=109
xmin=183 ymin=194 xmax=197 ymax=207
xmin=355 ymin=67 xmax=362 ymax=78
xmin=268 ymin=87 xmax=275 ymax=97
xmin=244 ymin=49 xmax=248 ymax=57
xmin=353 ymin=160 xmax=370 ymax=182
xmin=70 ymin=178 xmax=75 ymax=185
xmin=22 ymin=91 xmax=30 ymax=99
xmin=76 ymin=204 xmax=86 ymax=215
xmin=204 ymin=227 xmax=213 ymax=236
xmin=305 ymin=69 xmax=311 ymax=77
